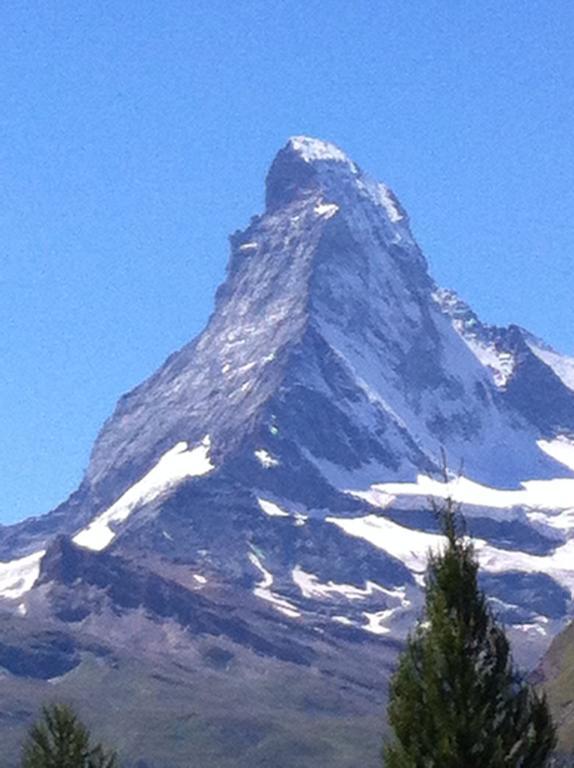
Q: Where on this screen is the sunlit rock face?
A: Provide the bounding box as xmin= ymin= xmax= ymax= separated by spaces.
xmin=0 ymin=137 xmax=572 ymax=768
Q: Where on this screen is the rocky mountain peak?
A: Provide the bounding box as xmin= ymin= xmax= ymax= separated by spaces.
xmin=265 ymin=136 xmax=356 ymax=210
xmin=44 ymin=137 xmax=567 ymax=507
xmin=288 ymin=136 xmax=356 ymax=165
xmin=0 ymin=139 xmax=573 ymax=767
xmin=265 ymin=136 xmax=409 ymax=232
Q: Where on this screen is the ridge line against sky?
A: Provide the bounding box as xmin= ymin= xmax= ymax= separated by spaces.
xmin=1 ymin=0 xmax=572 ymax=523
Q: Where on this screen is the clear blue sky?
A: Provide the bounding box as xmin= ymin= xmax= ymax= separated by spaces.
xmin=1 ymin=0 xmax=573 ymax=523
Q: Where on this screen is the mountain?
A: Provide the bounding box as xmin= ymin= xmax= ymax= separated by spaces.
xmin=538 ymin=618 xmax=574 ymax=758
xmin=0 ymin=136 xmax=573 ymax=766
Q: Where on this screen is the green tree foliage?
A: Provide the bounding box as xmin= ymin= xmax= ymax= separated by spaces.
xmin=383 ymin=497 xmax=556 ymax=767
xmin=22 ymin=703 xmax=117 ymax=768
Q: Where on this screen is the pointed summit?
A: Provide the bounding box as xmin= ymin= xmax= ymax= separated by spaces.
xmin=266 ymin=136 xmax=407 ymax=228
xmin=66 ymin=135 xmax=569 ymax=508
xmin=287 ymin=136 xmax=355 ymax=165
xmin=265 ymin=136 xmax=335 ymax=210
xmin=265 ymin=135 xmax=360 ymax=211
xmin=0 ymin=140 xmax=573 ymax=765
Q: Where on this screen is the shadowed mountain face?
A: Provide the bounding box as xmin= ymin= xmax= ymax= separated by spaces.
xmin=538 ymin=619 xmax=574 ymax=760
xmin=0 ymin=137 xmax=573 ymax=766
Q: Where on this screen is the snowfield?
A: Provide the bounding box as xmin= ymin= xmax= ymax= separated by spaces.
xmin=74 ymin=438 xmax=214 ymax=551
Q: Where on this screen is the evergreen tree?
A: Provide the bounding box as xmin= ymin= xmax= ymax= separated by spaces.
xmin=383 ymin=496 xmax=556 ymax=768
xmin=22 ymin=703 xmax=117 ymax=768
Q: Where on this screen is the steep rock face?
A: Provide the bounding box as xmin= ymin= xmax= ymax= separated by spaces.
xmin=0 ymin=136 xmax=573 ymax=767
xmin=85 ymin=137 xmax=431 ymax=504
xmin=538 ymin=619 xmax=574 ymax=755
xmin=76 ymin=137 xmax=571 ymax=510
xmin=436 ymin=288 xmax=574 ymax=435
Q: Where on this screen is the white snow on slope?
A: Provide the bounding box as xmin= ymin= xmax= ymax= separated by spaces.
xmin=329 ymin=513 xmax=574 ymax=598
xmin=333 ymin=615 xmax=353 ymax=626
xmin=74 ymin=438 xmax=214 ymax=552
xmin=474 ymin=538 xmax=574 ymax=596
xmin=362 ymin=609 xmax=397 ymax=635
xmin=528 ymin=341 xmax=574 ymax=392
xmin=256 ymin=496 xmax=308 ymax=526
xmin=460 ymin=337 xmax=515 ymax=388
xmin=258 ymin=498 xmax=290 ymax=517
xmin=0 ymin=551 xmax=45 ymax=599
xmin=290 ymin=136 xmax=406 ymax=229
xmin=348 ymin=439 xmax=574 ymax=521
xmin=328 ymin=515 xmax=444 ymax=574
xmin=432 ymin=289 xmax=515 ymax=388
xmin=290 ymin=567 xmax=414 ymax=636
xmin=314 ymin=201 xmax=339 ymax=219
xmin=539 ymin=437 xmax=574 ymax=472
xmin=353 ymin=473 xmax=574 ymax=513
xmin=289 ymin=136 xmax=351 ymax=165
xmin=361 ymin=179 xmax=404 ymax=223
xmin=292 ymin=566 xmax=406 ymax=602
xmin=254 ymin=449 xmax=279 ymax=468
xmin=316 ymin=311 xmax=548 ymax=487
xmin=248 ymin=552 xmax=300 ymax=618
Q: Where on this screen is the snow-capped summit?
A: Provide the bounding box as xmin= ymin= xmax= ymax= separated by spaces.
xmin=288 ymin=135 xmax=355 ymax=166
xmin=266 ymin=136 xmax=407 ymax=228
xmin=0 ymin=137 xmax=572 ymax=766
xmin=4 ymin=134 xmax=574 ymax=562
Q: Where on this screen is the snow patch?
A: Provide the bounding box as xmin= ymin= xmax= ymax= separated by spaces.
xmin=292 ymin=566 xmax=406 ymax=602
xmin=289 ymin=136 xmax=351 ymax=165
xmin=332 ymin=615 xmax=354 ymax=626
xmin=433 ymin=288 xmax=515 ymax=388
xmin=74 ymin=438 xmax=214 ymax=552
xmin=258 ymin=498 xmax=290 ymax=517
xmin=475 ymin=538 xmax=574 ymax=598
xmin=539 ymin=437 xmax=574 ymax=472
xmin=328 ymin=515 xmax=443 ymax=573
xmin=461 ymin=338 xmax=515 ymax=388
xmin=362 ymin=609 xmax=396 ymax=635
xmin=330 ymin=513 xmax=574 ymax=599
xmin=254 ymin=449 xmax=279 ymax=469
xmin=0 ymin=551 xmax=45 ymax=600
xmin=249 ymin=552 xmax=300 ymax=618
xmin=256 ymin=495 xmax=309 ymax=526
xmin=364 ymin=181 xmax=404 ymax=223
xmin=314 ymin=201 xmax=339 ymax=219
xmin=528 ymin=341 xmax=574 ymax=392
xmin=352 ymin=459 xmax=574 ymax=514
